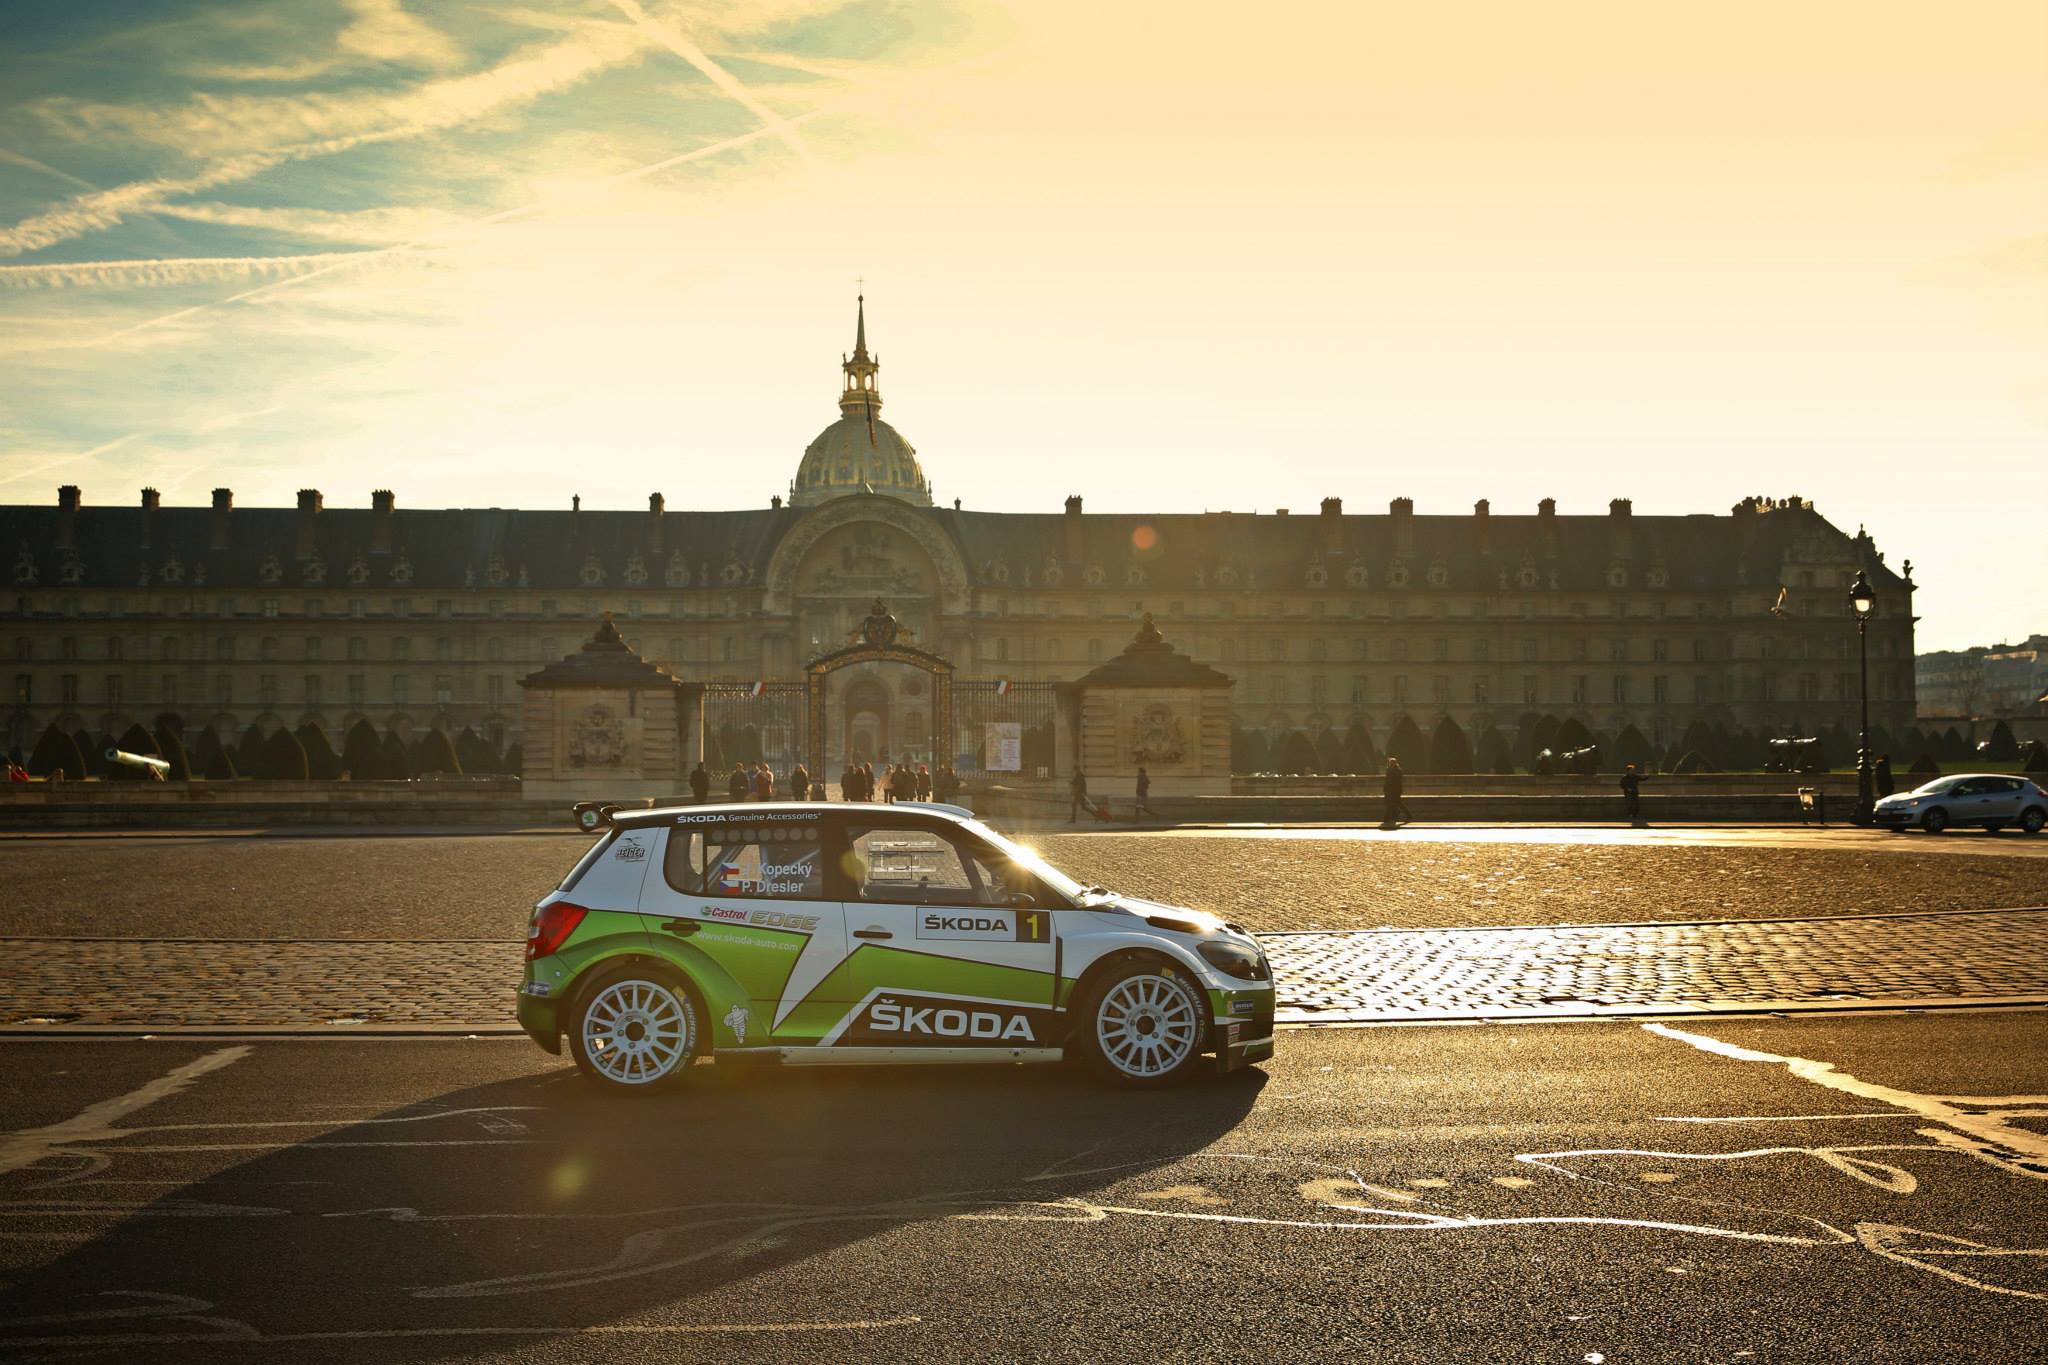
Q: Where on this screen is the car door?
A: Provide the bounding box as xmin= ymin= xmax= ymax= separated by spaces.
xmin=1949 ymin=777 xmax=1995 ymax=823
xmin=831 ymin=817 xmax=1061 ymax=1049
xmin=1982 ymin=778 xmax=2025 ymax=823
xmin=635 ymin=810 xmax=849 ymax=1047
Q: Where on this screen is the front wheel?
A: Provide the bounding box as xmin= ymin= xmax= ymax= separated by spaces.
xmin=1078 ymin=961 xmax=1209 ymax=1087
xmin=568 ymin=970 xmax=698 ymax=1093
xmin=1921 ymin=808 xmax=1949 ymax=835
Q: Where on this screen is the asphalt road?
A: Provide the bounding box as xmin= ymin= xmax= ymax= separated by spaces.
xmin=2 ymin=1012 xmax=2044 ymax=1363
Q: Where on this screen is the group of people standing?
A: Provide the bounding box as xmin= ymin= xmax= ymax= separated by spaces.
xmin=683 ymin=758 xmax=958 ymax=805
xmin=840 ymin=761 xmax=960 ymax=804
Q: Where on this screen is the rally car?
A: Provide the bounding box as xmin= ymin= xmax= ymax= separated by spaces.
xmin=517 ymin=802 xmax=1275 ymax=1091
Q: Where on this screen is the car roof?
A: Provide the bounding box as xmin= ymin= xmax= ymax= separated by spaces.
xmin=608 ymin=801 xmax=974 ymax=829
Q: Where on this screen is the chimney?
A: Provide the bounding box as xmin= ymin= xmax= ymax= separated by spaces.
xmin=1609 ymin=498 xmax=1632 ymax=518
xmin=295 ymin=489 xmax=322 ymax=560
xmin=1320 ymin=497 xmax=1342 ymax=517
xmin=370 ymin=489 xmax=395 ymax=553
xmin=1320 ymin=496 xmax=1344 ymax=552
xmin=1472 ymin=498 xmax=1490 ymax=553
xmin=210 ymin=488 xmax=233 ymax=550
xmin=139 ymin=487 xmax=160 ymax=549
xmin=56 ymin=485 xmax=80 ymax=551
xmin=649 ymin=492 xmax=665 ymax=552
xmin=1064 ymin=495 xmax=1082 ymax=515
xmin=1389 ymin=497 xmax=1413 ymax=516
xmin=1474 ymin=498 xmax=1489 ymax=518
xmin=1538 ymin=497 xmax=1556 ymax=518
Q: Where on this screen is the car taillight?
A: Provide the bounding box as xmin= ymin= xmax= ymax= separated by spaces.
xmin=527 ymin=902 xmax=589 ymax=960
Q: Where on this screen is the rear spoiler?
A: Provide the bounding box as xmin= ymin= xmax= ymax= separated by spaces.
xmin=571 ymin=801 xmax=623 ymax=833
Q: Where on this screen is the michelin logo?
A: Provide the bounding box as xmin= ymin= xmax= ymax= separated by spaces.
xmin=866 ymin=998 xmax=1036 ymax=1042
xmin=724 ymin=1003 xmax=750 ymax=1043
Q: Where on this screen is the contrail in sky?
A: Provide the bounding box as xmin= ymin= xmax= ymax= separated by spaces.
xmin=604 ymin=0 xmax=814 ymax=164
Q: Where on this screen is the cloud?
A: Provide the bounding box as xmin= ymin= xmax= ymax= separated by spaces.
xmin=186 ymin=0 xmax=464 ymax=82
xmin=0 ymin=148 xmax=99 ymax=193
xmin=0 ymin=252 xmax=374 ymax=290
xmin=605 ymin=0 xmax=812 ymax=162
xmin=1 ymin=19 xmax=653 ymax=257
xmin=152 ymin=200 xmax=472 ymax=245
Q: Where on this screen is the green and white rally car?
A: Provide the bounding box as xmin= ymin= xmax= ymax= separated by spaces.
xmin=517 ymin=802 xmax=1275 ymax=1091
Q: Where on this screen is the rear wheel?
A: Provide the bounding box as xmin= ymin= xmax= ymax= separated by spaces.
xmin=1078 ymin=960 xmax=1208 ymax=1087
xmin=1921 ymin=808 xmax=1949 ymax=835
xmin=2021 ymin=808 xmax=2045 ymax=835
xmin=568 ymin=968 xmax=698 ymax=1093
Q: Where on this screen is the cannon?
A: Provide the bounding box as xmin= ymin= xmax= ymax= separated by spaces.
xmin=104 ymin=747 xmax=170 ymax=779
xmin=1763 ymin=736 xmax=1825 ymax=774
xmin=1535 ymin=745 xmax=1602 ymax=776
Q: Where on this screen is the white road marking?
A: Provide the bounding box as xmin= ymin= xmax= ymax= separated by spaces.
xmin=0 ymin=1047 xmax=249 ymax=1176
xmin=1642 ymin=1022 xmax=2048 ymax=1169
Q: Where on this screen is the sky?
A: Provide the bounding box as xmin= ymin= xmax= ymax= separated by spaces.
xmin=0 ymin=0 xmax=2041 ymax=652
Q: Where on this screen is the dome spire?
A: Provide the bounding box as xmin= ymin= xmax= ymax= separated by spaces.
xmin=839 ymin=290 xmax=881 ymax=431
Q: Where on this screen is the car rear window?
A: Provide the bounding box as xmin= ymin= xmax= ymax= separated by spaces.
xmin=559 ymin=830 xmax=616 ymax=892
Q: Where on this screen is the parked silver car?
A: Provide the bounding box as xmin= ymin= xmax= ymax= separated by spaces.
xmin=1872 ymin=773 xmax=2048 ymax=834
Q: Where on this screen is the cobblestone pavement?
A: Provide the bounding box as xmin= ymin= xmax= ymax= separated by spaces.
xmin=5 ymin=830 xmax=2048 ymax=938
xmin=7 ymin=907 xmax=2045 ymax=1028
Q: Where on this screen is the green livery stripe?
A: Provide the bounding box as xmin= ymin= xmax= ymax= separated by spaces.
xmin=768 ymin=946 xmax=1056 ymax=1043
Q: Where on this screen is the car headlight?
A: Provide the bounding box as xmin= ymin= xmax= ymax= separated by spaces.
xmin=1197 ymin=939 xmax=1269 ymax=982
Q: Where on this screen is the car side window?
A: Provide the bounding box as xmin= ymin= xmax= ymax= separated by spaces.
xmin=847 ymin=826 xmax=1012 ymax=906
xmin=662 ymin=818 xmax=824 ymax=899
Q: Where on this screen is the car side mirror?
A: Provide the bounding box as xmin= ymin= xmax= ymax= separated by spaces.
xmin=1007 ymin=891 xmax=1036 ymax=910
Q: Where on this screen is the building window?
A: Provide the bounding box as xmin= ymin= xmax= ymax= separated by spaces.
xmin=160 ymin=675 xmax=176 ymax=706
xmin=1434 ymin=638 xmax=1449 ymax=662
xmin=1473 ymin=639 xmax=1488 ymax=662
xmin=1572 ymin=675 xmax=1588 ymax=704
xmin=302 ymin=638 xmax=320 ymax=660
xmin=486 ymin=638 xmax=504 ymax=662
xmin=1432 ymin=676 xmax=1450 ymax=703
xmin=12 ymin=673 xmax=28 ymax=705
xmin=348 ymin=638 xmax=368 ymax=661
xmin=1653 ymin=675 xmax=1669 ymax=703
xmin=348 ymin=599 xmax=366 ymax=618
xmin=1612 ymin=675 xmax=1629 ymax=703
xmin=107 ymin=636 xmax=124 ymax=660
xmin=487 ymin=675 xmax=505 ymax=706
xmin=161 ymin=638 xmax=179 ymax=661
xmin=722 ymin=637 xmax=735 ymax=663
xmin=393 ymin=675 xmax=410 ymax=705
xmin=1692 ymin=638 xmax=1708 ymax=662
xmin=1610 ymin=638 xmax=1628 ymax=661
xmin=61 ymin=673 xmax=79 ymax=704
xmin=1653 ymin=638 xmax=1669 ymax=662
xmin=1571 ymin=638 xmax=1587 ymax=662
xmin=1088 ymin=639 xmax=1103 ymax=661
xmin=1392 ymin=675 xmax=1409 ymax=703
xmin=105 ymin=674 xmax=123 ymax=705
xmin=61 ymin=637 xmax=78 ymax=661
xmin=262 ymin=598 xmax=280 ymax=618
xmin=1392 ymin=639 xmax=1408 ymax=661
xmin=391 ymin=598 xmax=409 ymax=617
xmin=1799 ymin=673 xmax=1821 ymax=701
xmin=434 ymin=637 xmax=452 ymax=661
xmin=214 ymin=637 xmax=233 ymax=661
xmin=305 ymin=675 xmax=322 ymax=705
xmin=1523 ymin=675 xmax=1538 ymax=704
xmin=108 ymin=597 xmax=126 ymax=617
xmin=1521 ymin=638 xmax=1538 ymax=662
xmin=13 ymin=638 xmax=30 ymax=662
xmin=306 ymin=599 xmax=324 ymax=617
xmin=349 ymin=675 xmax=366 ymax=705
xmin=540 ymin=599 xmax=556 ymax=616
xmin=1761 ymin=673 xmax=1779 ymax=702
xmin=260 ymin=636 xmax=279 ymax=661
xmin=1473 ymin=677 xmax=1488 ymax=704
xmin=434 ymin=676 xmax=453 ymax=705
xmin=215 ymin=673 xmax=231 ymax=704
xmin=391 ymin=638 xmax=409 ymax=660
xmin=259 ymin=675 xmax=278 ymax=704
xmin=218 ymin=599 xmax=236 ymax=617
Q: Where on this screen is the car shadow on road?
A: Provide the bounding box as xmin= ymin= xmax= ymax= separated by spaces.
xmin=0 ymin=1058 xmax=1266 ymax=1360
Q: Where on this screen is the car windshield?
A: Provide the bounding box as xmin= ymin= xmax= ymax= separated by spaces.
xmin=1908 ymin=778 xmax=1953 ymax=797
xmin=961 ymin=819 xmax=1090 ymax=903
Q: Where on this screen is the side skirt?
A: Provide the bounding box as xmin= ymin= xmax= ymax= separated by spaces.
xmin=721 ymin=1046 xmax=1064 ymax=1067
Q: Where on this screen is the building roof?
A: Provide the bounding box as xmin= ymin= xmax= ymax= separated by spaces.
xmin=0 ymin=493 xmax=1913 ymax=597
xmin=1076 ymin=614 xmax=1232 ymax=689
xmin=518 ymin=614 xmax=681 ymax=690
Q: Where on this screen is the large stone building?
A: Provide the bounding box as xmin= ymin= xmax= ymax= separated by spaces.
xmin=3 ymin=298 xmax=1917 ymax=772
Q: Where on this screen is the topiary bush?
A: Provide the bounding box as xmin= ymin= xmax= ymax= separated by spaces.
xmin=27 ymin=723 xmax=86 ymax=779
xmin=263 ymin=726 xmax=308 ymax=780
xmin=191 ymin=726 xmax=236 ymax=780
xmin=295 ymin=722 xmax=343 ymax=780
xmin=1428 ymin=717 xmax=1473 ymax=775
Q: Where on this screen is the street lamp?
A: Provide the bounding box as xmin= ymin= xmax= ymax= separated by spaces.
xmin=1850 ymin=569 xmax=1876 ymax=824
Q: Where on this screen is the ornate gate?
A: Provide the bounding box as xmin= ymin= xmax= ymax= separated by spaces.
xmin=702 ymin=682 xmax=807 ymax=771
xmin=803 ymin=600 xmax=952 ymax=776
xmin=952 ymin=680 xmax=1059 ymax=777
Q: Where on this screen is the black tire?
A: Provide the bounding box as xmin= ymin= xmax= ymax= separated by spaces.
xmin=1075 ymin=959 xmax=1210 ymax=1088
xmin=1921 ymin=808 xmax=1949 ymax=835
xmin=2021 ymin=808 xmax=2045 ymax=835
xmin=566 ymin=964 xmax=699 ymax=1094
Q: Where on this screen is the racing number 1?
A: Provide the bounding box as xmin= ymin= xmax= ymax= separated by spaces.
xmin=1015 ymin=909 xmax=1050 ymax=943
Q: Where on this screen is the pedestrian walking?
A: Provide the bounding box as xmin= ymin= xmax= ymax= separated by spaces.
xmin=1070 ymin=767 xmax=1090 ymax=823
xmin=688 ymin=761 xmax=710 ymax=804
xmin=1874 ymin=753 xmax=1894 ymax=799
xmin=892 ymin=764 xmax=916 ymax=803
xmin=1621 ymin=762 xmax=1645 ymax=826
xmin=859 ymin=762 xmax=875 ymax=801
xmin=727 ymin=763 xmax=748 ymax=801
xmin=1381 ymin=757 xmax=1412 ymax=828
xmin=1134 ymin=765 xmax=1154 ymax=819
xmin=790 ymin=763 xmax=810 ymax=804
xmin=752 ymin=762 xmax=773 ymax=802
xmin=915 ymin=764 xmax=932 ymax=801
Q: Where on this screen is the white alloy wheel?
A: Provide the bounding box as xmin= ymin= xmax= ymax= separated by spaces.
xmin=573 ymin=977 xmax=695 ymax=1089
xmin=1089 ymin=967 xmax=1203 ymax=1084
